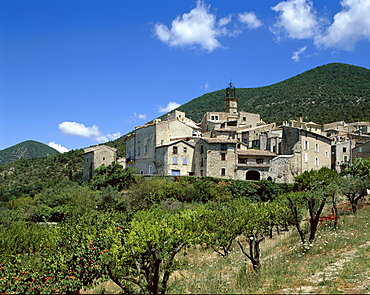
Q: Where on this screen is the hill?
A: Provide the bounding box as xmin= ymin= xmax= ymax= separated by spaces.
xmin=0 ymin=140 xmax=60 ymax=166
xmin=176 ymin=63 xmax=370 ymax=124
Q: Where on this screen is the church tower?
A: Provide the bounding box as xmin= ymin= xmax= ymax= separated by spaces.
xmin=224 ymin=82 xmax=238 ymax=114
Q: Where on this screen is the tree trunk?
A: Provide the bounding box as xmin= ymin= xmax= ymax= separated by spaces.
xmin=308 ymin=197 xmax=326 ymax=243
xmin=288 ymin=197 xmax=306 ymax=244
xmin=332 ymin=194 xmax=339 ymax=229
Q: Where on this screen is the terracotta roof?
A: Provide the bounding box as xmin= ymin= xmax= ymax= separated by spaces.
xmin=201 ymin=138 xmax=238 ymax=144
xmin=238 ymin=149 xmax=277 ymax=156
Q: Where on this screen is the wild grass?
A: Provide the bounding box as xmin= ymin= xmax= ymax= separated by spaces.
xmin=169 ymin=206 xmax=370 ymax=294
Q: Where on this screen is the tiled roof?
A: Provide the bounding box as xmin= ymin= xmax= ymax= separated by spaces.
xmin=201 ymin=138 xmax=238 ymax=144
xmin=238 ymin=149 xmax=277 ymax=156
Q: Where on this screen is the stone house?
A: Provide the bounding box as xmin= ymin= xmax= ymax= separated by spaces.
xmin=83 ymin=145 xmax=118 ymax=182
xmin=193 ymin=138 xmax=238 ymax=178
xmin=353 ymin=141 xmax=370 ymax=159
xmin=125 ymin=111 xmax=200 ymax=176
xmin=121 ymin=83 xmax=369 ymax=183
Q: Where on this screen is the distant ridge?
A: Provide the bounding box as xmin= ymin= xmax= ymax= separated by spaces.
xmin=175 ymin=63 xmax=370 ymax=124
xmin=0 ymin=140 xmax=60 ymax=165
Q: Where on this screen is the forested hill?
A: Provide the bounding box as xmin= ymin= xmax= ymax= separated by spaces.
xmin=0 ymin=140 xmax=60 ymax=166
xmin=177 ymin=63 xmax=370 ymax=124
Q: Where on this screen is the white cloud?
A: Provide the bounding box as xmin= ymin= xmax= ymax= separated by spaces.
xmin=292 ymin=46 xmax=308 ymax=61
xmin=134 ymin=112 xmax=147 ymax=120
xmin=48 ymin=141 xmax=69 ymax=153
xmin=153 ymin=0 xmax=239 ymax=52
xmin=238 ymin=12 xmax=262 ymax=29
xmin=58 ymin=121 xmax=121 ymax=143
xmin=158 ymin=102 xmax=181 ymax=113
xmin=271 ymin=0 xmax=320 ymax=40
xmin=203 ymin=82 xmax=210 ymax=92
xmin=314 ymin=0 xmax=370 ymax=50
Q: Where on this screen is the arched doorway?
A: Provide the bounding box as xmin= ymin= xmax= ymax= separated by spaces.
xmin=246 ymin=170 xmax=260 ymax=181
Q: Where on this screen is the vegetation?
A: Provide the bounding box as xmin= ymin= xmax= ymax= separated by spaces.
xmin=0 ymin=157 xmax=369 ymax=294
xmin=1 ymin=62 xmax=370 ymax=293
xmin=0 ymin=140 xmax=59 ymax=166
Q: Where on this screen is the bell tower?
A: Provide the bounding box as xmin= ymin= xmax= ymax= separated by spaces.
xmin=224 ymin=82 xmax=238 ymax=114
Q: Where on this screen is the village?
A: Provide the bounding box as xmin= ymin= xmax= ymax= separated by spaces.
xmin=83 ymin=83 xmax=370 ymax=183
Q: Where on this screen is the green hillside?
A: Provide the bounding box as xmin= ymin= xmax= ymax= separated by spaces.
xmin=0 ymin=140 xmax=60 ymax=166
xmin=0 ymin=149 xmax=84 ymax=201
xmin=176 ymin=63 xmax=370 ymax=124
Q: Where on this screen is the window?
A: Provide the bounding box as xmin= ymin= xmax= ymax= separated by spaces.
xmin=305 ymin=153 xmax=308 ymax=163
xmin=221 ymin=153 xmax=226 ymax=161
xmin=173 ymin=146 xmax=178 ymax=154
xmin=343 ymin=156 xmax=348 ymax=162
xmin=200 ymin=145 xmax=204 ymax=153
xmin=173 ymin=157 xmax=178 ymax=164
xmin=256 ymin=158 xmax=263 ymax=164
xmin=315 ymin=157 xmax=319 ymax=166
xmin=183 ymin=147 xmax=187 ymax=153
xmin=325 ymin=151 xmax=329 ymax=159
xmin=215 ymin=115 xmax=219 ymax=120
xmin=239 ymin=158 xmax=246 ymax=164
xmin=221 ymin=144 xmax=227 ymax=151
xmin=140 ymin=170 xmax=144 ymax=175
xmin=103 ymin=157 xmax=105 ymax=161
xmin=243 ymin=117 xmax=246 ymax=121
xmin=221 ymin=168 xmax=226 ymax=176
xmin=145 ymin=145 xmax=148 ymax=153
xmin=200 ymin=170 xmax=204 ymax=176
xmin=200 ymin=158 xmax=204 ymax=167
xmin=211 ymin=115 xmax=215 ymax=120
xmin=149 ymin=165 xmax=153 ymax=175
xmin=171 ymin=170 xmax=180 ymax=176
xmin=343 ymin=147 xmax=347 ymax=153
xmin=138 ymin=147 xmax=141 ymax=155
xmin=182 ymin=157 xmax=187 ymax=165
xmin=304 ymin=141 xmax=309 ymax=151
xmin=315 ymin=143 xmax=319 ymax=153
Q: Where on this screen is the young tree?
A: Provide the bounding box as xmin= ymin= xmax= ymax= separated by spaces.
xmin=338 ymin=174 xmax=369 ymax=213
xmin=107 ymin=207 xmax=202 ymax=295
xmin=235 ymin=200 xmax=292 ymax=271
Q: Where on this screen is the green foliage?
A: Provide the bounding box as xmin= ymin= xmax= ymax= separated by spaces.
xmin=0 ymin=149 xmax=84 ymax=203
xmin=337 ymin=174 xmax=369 ymax=213
xmin=294 ymin=167 xmax=339 ymax=192
xmin=0 ymin=140 xmax=60 ymax=166
xmin=0 ymin=212 xmax=119 ymax=294
xmin=227 ymin=180 xmax=259 ymax=201
xmin=32 ymin=181 xmax=99 ymax=222
xmin=107 ymin=207 xmax=202 ymax=294
xmin=91 ymin=163 xmax=136 ymax=191
xmin=341 ymin=157 xmax=370 ymax=177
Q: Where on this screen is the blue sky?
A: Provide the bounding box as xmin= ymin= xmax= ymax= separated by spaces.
xmin=1 ymin=0 xmax=369 ymax=152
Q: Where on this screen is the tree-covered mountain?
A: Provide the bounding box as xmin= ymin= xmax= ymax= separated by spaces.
xmin=0 ymin=140 xmax=60 ymax=166
xmin=0 ymin=149 xmax=84 ymax=201
xmin=176 ymin=63 xmax=370 ymax=124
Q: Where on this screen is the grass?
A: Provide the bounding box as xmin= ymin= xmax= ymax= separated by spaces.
xmin=168 ymin=205 xmax=370 ymax=294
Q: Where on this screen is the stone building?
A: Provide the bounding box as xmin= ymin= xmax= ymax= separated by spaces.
xmin=123 ymin=83 xmax=369 ymax=183
xmin=125 ymin=111 xmax=200 ymax=176
xmin=83 ymin=145 xmax=118 ymax=182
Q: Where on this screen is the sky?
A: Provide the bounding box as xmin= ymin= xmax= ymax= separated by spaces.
xmin=1 ymin=0 xmax=369 ymax=153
